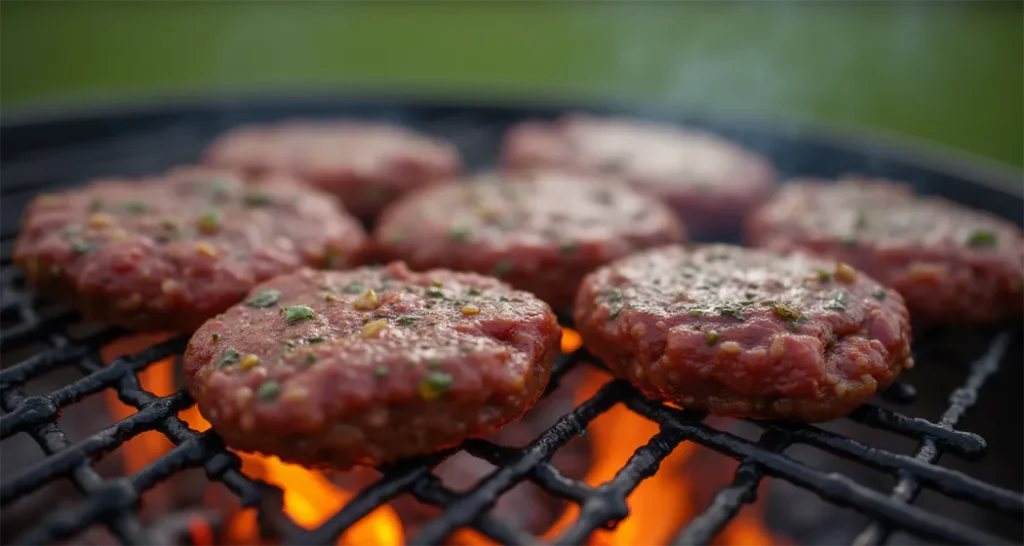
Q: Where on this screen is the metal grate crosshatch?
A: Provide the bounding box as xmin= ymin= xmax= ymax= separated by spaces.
xmin=1 ymin=96 xmax=1022 ymax=546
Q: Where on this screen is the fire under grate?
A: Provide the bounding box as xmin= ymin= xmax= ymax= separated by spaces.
xmin=1 ymin=98 xmax=1023 ymax=546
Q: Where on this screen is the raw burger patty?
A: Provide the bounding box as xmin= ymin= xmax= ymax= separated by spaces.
xmin=183 ymin=262 xmax=561 ymax=469
xmin=204 ymin=120 xmax=461 ymax=219
xmin=373 ymin=170 xmax=686 ymax=309
xmin=746 ymin=178 xmax=1024 ymax=324
xmin=14 ymin=166 xmax=367 ymax=333
xmin=574 ymin=245 xmax=913 ymax=422
xmin=501 ymin=114 xmax=775 ymax=238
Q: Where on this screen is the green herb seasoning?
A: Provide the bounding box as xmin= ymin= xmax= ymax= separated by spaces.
xmin=717 ymin=305 xmax=745 ymax=321
xmin=824 ymin=290 xmax=850 ymax=311
xmin=215 ymin=347 xmax=240 ymax=369
xmin=283 ymin=305 xmax=315 ymax=323
xmin=705 ymin=330 xmax=720 ymax=346
xmin=467 ymin=287 xmax=482 ymax=296
xmin=70 ymin=240 xmax=96 ymax=254
xmin=608 ymin=306 xmax=622 ymax=319
xmin=242 ymin=192 xmax=272 ymax=207
xmin=283 ymin=339 xmax=297 ymax=349
xmin=498 ymin=296 xmax=510 ymax=302
xmin=688 ymin=310 xmax=703 ymax=317
xmin=396 ymin=316 xmax=419 ymax=326
xmin=244 ymin=289 xmax=281 ymax=308
xmin=769 ymin=302 xmax=802 ymax=321
xmin=966 ymin=229 xmax=997 ymax=249
xmin=197 ymin=210 xmax=222 ymax=234
xmin=418 ymin=371 xmax=454 ymax=401
xmin=448 ymin=225 xmax=471 ymax=242
xmin=121 ymin=201 xmax=147 ymax=214
xmin=492 ymin=260 xmax=514 ymax=279
xmin=374 ymin=365 xmax=390 ymax=377
xmin=817 ymin=270 xmax=832 ymax=282
xmin=306 ymin=335 xmax=326 ymax=344
xmin=305 ymin=352 xmax=318 ymax=364
xmin=871 ymin=290 xmax=888 ymax=301
xmin=257 ymin=380 xmax=280 ymax=402
xmin=426 ymin=286 xmax=444 ymax=298
xmin=210 ymin=333 xmax=221 ymax=342
xmin=606 ymin=288 xmax=624 ymax=303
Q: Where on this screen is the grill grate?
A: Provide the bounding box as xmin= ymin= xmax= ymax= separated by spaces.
xmin=1 ymin=97 xmax=1022 ymax=546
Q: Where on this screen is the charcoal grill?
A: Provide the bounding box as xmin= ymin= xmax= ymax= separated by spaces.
xmin=1 ymin=95 xmax=1022 ymax=546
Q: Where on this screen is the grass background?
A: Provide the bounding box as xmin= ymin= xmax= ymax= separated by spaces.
xmin=2 ymin=1 xmax=1022 ymax=167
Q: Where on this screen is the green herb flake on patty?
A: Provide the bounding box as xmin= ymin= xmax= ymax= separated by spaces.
xmin=215 ymin=347 xmax=240 ymax=369
xmin=418 ymin=371 xmax=454 ymax=401
xmin=244 ymin=289 xmax=281 ymax=309
xmin=283 ymin=305 xmax=315 ymax=324
xmin=966 ymin=229 xmax=998 ymax=249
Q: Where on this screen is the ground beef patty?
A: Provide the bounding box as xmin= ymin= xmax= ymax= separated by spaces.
xmin=501 ymin=115 xmax=775 ymax=238
xmin=747 ymin=178 xmax=1024 ymax=324
xmin=183 ymin=262 xmax=561 ymax=469
xmin=372 ymin=170 xmax=686 ymax=309
xmin=14 ymin=166 xmax=367 ymax=333
xmin=204 ymin=120 xmax=461 ymax=219
xmin=574 ymin=245 xmax=913 ymax=422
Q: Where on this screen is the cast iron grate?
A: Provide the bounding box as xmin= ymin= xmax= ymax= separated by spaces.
xmin=1 ymin=98 xmax=1022 ymax=546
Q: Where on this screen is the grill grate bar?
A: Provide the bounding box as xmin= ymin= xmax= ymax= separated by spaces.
xmin=672 ymin=429 xmax=792 ymax=545
xmin=288 ymin=459 xmax=438 ymax=546
xmin=553 ymin=426 xmax=688 ymax=546
xmin=410 ymin=476 xmax=536 ymax=546
xmin=852 ymin=332 xmax=1014 ymax=546
xmin=628 ymin=398 xmax=1011 ymax=546
xmin=844 ymin=405 xmax=985 ymax=459
xmin=2 ymin=102 xmax=1022 ymax=546
xmin=770 ymin=421 xmax=1023 ymax=515
xmin=1 ymin=355 xmax=149 ymax=545
xmin=410 ymin=380 xmax=624 ymax=545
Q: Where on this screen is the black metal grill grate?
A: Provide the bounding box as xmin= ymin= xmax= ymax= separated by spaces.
xmin=1 ymin=97 xmax=1022 ymax=546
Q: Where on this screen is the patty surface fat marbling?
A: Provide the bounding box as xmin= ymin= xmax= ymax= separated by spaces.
xmin=501 ymin=115 xmax=775 ymax=238
xmin=574 ymin=245 xmax=914 ymax=421
xmin=183 ymin=262 xmax=561 ymax=469
xmin=747 ymin=178 xmax=1024 ymax=324
xmin=373 ymin=170 xmax=686 ymax=309
xmin=204 ymin=120 xmax=461 ymax=219
xmin=14 ymin=166 xmax=367 ymax=332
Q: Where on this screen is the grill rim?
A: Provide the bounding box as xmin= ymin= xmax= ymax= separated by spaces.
xmin=2 ymin=90 xmax=1021 ymax=197
xmin=2 ymin=95 xmax=1024 ymax=544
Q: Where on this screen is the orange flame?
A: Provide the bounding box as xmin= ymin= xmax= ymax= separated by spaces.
xmin=104 ymin=328 xmax=778 ymax=546
xmin=101 ymin=335 xmax=176 ymax=474
xmin=101 ymin=337 xmax=403 ymax=546
xmin=544 ymin=329 xmax=779 ymax=546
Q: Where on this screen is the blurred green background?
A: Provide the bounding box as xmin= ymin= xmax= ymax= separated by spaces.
xmin=2 ymin=1 xmax=1022 ymax=167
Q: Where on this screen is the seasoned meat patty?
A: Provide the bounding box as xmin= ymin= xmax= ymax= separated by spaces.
xmin=373 ymin=170 xmax=686 ymax=309
xmin=183 ymin=262 xmax=561 ymax=469
xmin=574 ymin=245 xmax=913 ymax=422
xmin=746 ymin=178 xmax=1024 ymax=324
xmin=204 ymin=120 xmax=461 ymax=219
xmin=501 ymin=114 xmax=775 ymax=238
xmin=14 ymin=166 xmax=367 ymax=333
